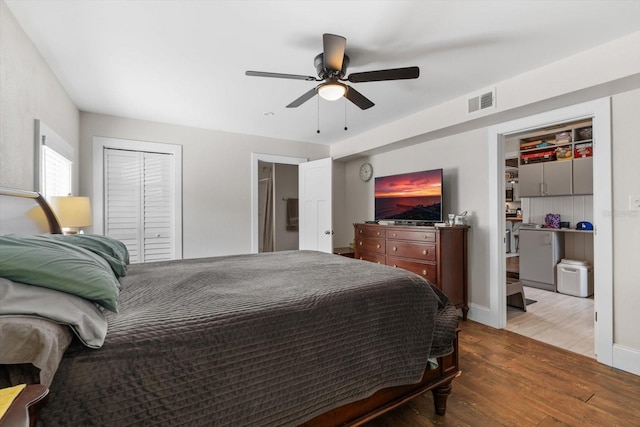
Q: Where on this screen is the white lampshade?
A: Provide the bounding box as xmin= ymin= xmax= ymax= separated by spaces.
xmin=50 ymin=196 xmax=92 ymax=230
xmin=318 ymin=82 xmax=346 ymax=101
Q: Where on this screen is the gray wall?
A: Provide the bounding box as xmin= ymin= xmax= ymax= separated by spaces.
xmin=0 ymin=1 xmax=79 ymax=191
xmin=79 ymin=112 xmax=329 ymax=259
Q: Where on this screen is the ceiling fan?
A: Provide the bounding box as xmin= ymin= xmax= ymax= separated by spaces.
xmin=246 ymin=33 xmax=420 ymax=110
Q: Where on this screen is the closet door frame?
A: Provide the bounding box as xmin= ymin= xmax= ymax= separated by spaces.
xmin=93 ymin=137 xmax=183 ymax=260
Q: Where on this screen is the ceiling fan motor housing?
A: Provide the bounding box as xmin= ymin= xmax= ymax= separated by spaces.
xmin=314 ymin=53 xmax=349 ymax=79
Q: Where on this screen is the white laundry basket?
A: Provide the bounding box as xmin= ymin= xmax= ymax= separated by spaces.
xmin=557 ymin=259 xmax=593 ymax=297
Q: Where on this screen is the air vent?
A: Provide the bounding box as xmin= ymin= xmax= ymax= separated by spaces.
xmin=468 ymin=89 xmax=496 ymax=113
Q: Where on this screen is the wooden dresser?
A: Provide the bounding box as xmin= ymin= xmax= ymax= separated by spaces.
xmin=354 ymin=223 xmax=469 ymax=320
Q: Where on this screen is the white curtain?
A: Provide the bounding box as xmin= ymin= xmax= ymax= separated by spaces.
xmin=258 ymin=175 xmax=274 ymax=252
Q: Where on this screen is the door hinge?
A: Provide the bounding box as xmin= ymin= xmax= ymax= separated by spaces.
xmin=595 ymin=311 xmax=597 ymax=322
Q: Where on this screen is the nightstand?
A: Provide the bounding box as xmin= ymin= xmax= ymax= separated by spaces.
xmin=333 ymin=247 xmax=355 ymax=258
xmin=0 ymin=385 xmax=48 ymax=427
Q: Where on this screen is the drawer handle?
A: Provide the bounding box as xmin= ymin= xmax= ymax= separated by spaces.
xmin=392 ymin=233 xmax=397 ymax=237
xmin=393 ymin=264 xmax=397 ymax=268
xmin=392 ymin=246 xmax=397 ymax=251
xmin=359 ymin=257 xmax=363 ymax=260
xmin=359 ymin=230 xmax=363 ymax=234
xmin=377 ymin=262 xmax=381 ymax=264
xmin=422 ymin=269 xmax=428 ymax=276
xmin=359 ymin=241 xmax=363 ymax=246
xmin=422 ymin=249 xmax=427 ymax=255
xmin=376 ymin=231 xmax=380 ymax=236
xmin=376 ymin=244 xmax=381 ymax=249
xmin=424 ymin=235 xmax=429 ymax=239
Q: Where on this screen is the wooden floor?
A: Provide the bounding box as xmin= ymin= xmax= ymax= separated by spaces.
xmin=366 ymin=320 xmax=640 ymax=427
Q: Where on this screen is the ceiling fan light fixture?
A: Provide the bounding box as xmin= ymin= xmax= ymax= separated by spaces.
xmin=318 ymin=82 xmax=346 ymax=101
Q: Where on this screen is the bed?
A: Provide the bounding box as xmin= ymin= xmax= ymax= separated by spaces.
xmin=0 ymin=187 xmax=460 ymax=426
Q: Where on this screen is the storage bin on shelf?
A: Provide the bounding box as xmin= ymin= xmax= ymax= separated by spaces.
xmin=521 ymin=150 xmax=556 ymax=164
xmin=555 ymin=146 xmax=572 ymax=160
xmin=555 ymin=131 xmax=572 ymax=144
xmin=557 ymin=259 xmax=593 ymax=297
xmin=574 ymin=142 xmax=593 ymax=158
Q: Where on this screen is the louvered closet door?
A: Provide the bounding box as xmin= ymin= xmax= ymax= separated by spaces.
xmin=104 ymin=149 xmax=174 ymax=263
xmin=142 ymin=152 xmax=173 ymax=261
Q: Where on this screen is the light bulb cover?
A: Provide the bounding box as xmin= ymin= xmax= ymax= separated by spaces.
xmin=318 ymin=82 xmax=346 ymax=101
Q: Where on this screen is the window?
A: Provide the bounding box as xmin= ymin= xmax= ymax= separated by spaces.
xmin=35 ymin=119 xmax=73 ymax=199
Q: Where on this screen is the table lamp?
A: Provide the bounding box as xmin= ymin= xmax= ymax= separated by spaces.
xmin=50 ymin=195 xmax=92 ymax=234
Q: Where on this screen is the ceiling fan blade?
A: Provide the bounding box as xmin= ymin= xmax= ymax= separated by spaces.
xmin=246 ymin=70 xmax=317 ymax=81
xmin=286 ymin=86 xmax=318 ymax=108
xmin=323 ymin=33 xmax=346 ymax=71
xmin=345 ymin=85 xmax=374 ymax=110
xmin=347 ymin=66 xmax=420 ymax=83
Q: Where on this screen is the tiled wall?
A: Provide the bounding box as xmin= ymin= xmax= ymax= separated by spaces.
xmin=521 ymin=195 xmax=594 ymax=264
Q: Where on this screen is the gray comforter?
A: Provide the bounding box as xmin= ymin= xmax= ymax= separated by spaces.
xmin=39 ymin=250 xmax=457 ymax=426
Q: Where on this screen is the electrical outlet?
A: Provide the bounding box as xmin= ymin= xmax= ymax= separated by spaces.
xmin=630 ymin=194 xmax=640 ymax=212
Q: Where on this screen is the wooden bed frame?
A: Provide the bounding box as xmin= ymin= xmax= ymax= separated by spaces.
xmin=302 ymin=331 xmax=460 ymax=426
xmin=0 ymin=187 xmax=460 ymax=426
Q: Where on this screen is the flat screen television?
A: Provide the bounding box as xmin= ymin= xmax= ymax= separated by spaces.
xmin=374 ymin=168 xmax=443 ymax=223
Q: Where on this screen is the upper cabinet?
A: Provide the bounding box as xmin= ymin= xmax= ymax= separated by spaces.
xmin=518 ymin=120 xmax=593 ymax=197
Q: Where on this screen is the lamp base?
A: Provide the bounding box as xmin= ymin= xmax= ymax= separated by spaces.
xmin=62 ymin=228 xmax=83 ymax=235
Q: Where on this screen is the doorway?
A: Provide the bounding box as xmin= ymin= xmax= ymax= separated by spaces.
xmin=487 ymin=98 xmax=613 ymax=367
xmin=502 ymin=128 xmax=595 ymax=358
xmin=251 ymin=153 xmax=307 ymax=254
xmin=257 ymin=161 xmax=300 ymax=253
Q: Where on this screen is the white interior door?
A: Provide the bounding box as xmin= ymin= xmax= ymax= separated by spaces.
xmin=299 ymin=157 xmax=332 ymax=253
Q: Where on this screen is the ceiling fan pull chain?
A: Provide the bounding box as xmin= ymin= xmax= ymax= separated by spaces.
xmin=316 ymin=95 xmax=321 ymax=134
xmin=344 ymin=98 xmax=348 ymax=131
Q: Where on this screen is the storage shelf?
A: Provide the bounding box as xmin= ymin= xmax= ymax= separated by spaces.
xmin=520 ymin=142 xmax=572 ymax=154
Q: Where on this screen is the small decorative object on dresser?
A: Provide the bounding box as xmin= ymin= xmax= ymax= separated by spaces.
xmin=354 ymin=223 xmax=469 ymax=320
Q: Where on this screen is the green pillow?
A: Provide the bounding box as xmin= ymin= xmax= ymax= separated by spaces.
xmin=0 ymin=235 xmax=120 ymax=312
xmin=48 ymin=234 xmax=129 ymax=278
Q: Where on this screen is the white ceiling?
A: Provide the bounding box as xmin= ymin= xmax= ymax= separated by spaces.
xmin=6 ymin=0 xmax=640 ymax=145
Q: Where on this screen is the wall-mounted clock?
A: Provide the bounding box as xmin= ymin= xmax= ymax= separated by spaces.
xmin=359 ymin=162 xmax=373 ymax=182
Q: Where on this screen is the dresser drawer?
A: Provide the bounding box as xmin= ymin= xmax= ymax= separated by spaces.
xmin=386 ymin=229 xmax=436 ymax=242
xmin=356 ymin=237 xmax=385 ymax=253
xmin=357 ymin=252 xmax=386 ymax=264
xmin=355 ymin=225 xmax=386 ymax=238
xmin=387 ymin=241 xmax=436 ymax=261
xmin=387 ymin=256 xmax=437 ymax=282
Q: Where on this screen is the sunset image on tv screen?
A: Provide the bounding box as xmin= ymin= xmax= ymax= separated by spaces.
xmin=374 ymin=169 xmax=442 ymax=220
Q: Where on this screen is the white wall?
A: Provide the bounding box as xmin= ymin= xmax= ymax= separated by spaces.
xmin=611 ymin=88 xmax=640 ymax=352
xmin=79 ymin=112 xmax=329 ymax=259
xmin=344 ymin=128 xmax=490 ymax=307
xmin=0 ymin=1 xmax=79 ymax=191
